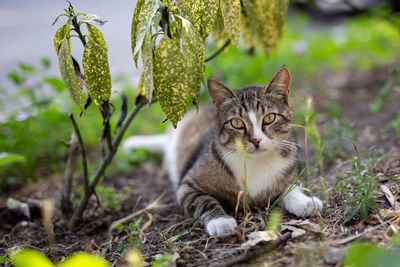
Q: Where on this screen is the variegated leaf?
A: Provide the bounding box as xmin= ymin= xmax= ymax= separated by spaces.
xmin=54 ymin=23 xmax=70 ymax=53
xmin=181 ymin=18 xmax=203 ymax=109
xmin=153 ymin=37 xmax=188 ymax=128
xmin=142 ymin=30 xmax=154 ymax=103
xmin=82 ymin=39 xmax=112 ymax=106
xmin=193 ymin=0 xmax=218 ymax=40
xmin=58 ymin=38 xmax=84 ymax=111
xmin=253 ymin=0 xmax=289 ymax=55
xmin=131 ymin=0 xmax=145 ymax=68
xmin=212 ymin=5 xmax=229 ymax=47
xmin=87 ymin=24 xmax=108 ymax=50
xmin=220 ymin=0 xmax=241 ymax=47
xmin=240 ymin=0 xmax=258 ymax=50
xmin=133 ymin=0 xmax=159 ymax=57
xmin=176 ymin=0 xmax=196 ymax=26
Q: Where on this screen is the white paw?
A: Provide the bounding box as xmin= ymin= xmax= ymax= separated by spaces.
xmin=294 ymin=197 xmax=323 ymax=217
xmin=206 ymin=217 xmax=237 ymax=236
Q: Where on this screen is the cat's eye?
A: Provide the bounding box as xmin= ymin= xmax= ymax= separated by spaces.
xmin=230 ymin=118 xmax=245 ymax=129
xmin=263 ymin=113 xmax=276 ymax=125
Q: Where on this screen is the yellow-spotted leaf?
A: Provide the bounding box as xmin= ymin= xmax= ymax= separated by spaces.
xmin=181 ymin=18 xmax=203 ymax=109
xmin=87 ymin=24 xmax=108 ymax=50
xmin=132 ymin=0 xmax=159 ymax=57
xmin=240 ymin=0 xmax=258 ymax=50
xmin=212 ymin=5 xmax=229 ymax=47
xmin=153 ymin=37 xmax=188 ymax=128
xmin=82 ymin=39 xmax=111 ymax=106
xmin=142 ymin=31 xmax=154 ymax=103
xmin=220 ymin=0 xmax=241 ymax=47
xmin=131 ymin=0 xmax=145 ymax=67
xmin=58 ymin=37 xmax=85 ymax=112
xmin=54 ymin=23 xmax=70 ymax=53
xmin=253 ymin=0 xmax=289 ymax=55
xmin=193 ymin=0 xmax=218 ymax=40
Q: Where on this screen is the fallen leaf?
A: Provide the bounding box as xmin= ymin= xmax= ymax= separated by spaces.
xmin=241 ymin=230 xmax=278 ymax=249
xmin=381 ymin=184 xmax=395 ymax=207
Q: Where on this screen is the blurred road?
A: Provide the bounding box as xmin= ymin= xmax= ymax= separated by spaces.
xmin=0 ymin=0 xmax=140 ymax=91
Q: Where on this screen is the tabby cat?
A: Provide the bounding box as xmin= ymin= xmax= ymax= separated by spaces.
xmin=165 ymin=67 xmax=323 ymax=236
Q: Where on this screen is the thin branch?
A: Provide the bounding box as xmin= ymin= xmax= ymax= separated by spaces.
xmin=205 ymin=39 xmax=231 ymax=63
xmin=67 ymin=98 xmax=146 ymax=229
xmin=69 ymin=113 xmax=89 ymax=197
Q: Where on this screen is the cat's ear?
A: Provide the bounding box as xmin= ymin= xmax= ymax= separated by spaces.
xmin=207 ymin=78 xmax=235 ymax=107
xmin=265 ymin=66 xmax=291 ymax=103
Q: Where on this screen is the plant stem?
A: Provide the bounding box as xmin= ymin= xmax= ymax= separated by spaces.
xmin=69 ymin=114 xmax=89 ymax=197
xmin=61 ymin=132 xmax=78 ymax=214
xmin=71 ymin=16 xmax=87 ymax=46
xmin=205 ymin=40 xmax=231 ymax=63
xmin=68 ymin=98 xmax=146 ymax=229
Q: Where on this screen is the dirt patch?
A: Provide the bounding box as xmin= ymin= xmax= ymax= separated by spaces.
xmin=1 ymin=66 xmax=400 ymax=266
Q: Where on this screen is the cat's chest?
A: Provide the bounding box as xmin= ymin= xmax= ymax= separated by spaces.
xmin=227 ymin=153 xmax=293 ymax=198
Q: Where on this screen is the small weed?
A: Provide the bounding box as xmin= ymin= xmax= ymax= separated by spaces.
xmin=338 ymin=146 xmax=386 ymax=224
xmin=321 ymin=101 xmax=355 ymax=162
xmin=392 ymin=111 xmax=400 ymax=139
xmin=168 ymin=228 xmax=189 ymax=243
xmin=152 ymin=253 xmax=174 ymax=267
xmin=369 ymin=80 xmax=392 ymax=115
xmin=115 ymin=216 xmax=144 ymax=257
xmin=95 ymin=185 xmax=131 ymax=211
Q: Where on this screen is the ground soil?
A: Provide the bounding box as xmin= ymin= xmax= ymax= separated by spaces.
xmin=1 ymin=65 xmax=400 ymax=266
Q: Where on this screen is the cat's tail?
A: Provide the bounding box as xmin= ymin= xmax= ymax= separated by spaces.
xmin=122 ymin=134 xmax=168 ymax=154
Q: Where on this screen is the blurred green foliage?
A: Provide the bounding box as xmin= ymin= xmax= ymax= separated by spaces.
xmin=344 ymin=231 xmax=400 ymax=267
xmin=10 ymin=248 xmax=109 ymax=267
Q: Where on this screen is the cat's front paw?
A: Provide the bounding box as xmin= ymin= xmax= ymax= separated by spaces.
xmin=206 ymin=217 xmax=237 ymax=236
xmin=294 ymin=197 xmax=323 ymax=217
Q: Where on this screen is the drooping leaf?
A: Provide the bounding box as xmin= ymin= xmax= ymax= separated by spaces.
xmin=54 ymin=22 xmax=70 ymax=53
xmin=153 ymin=37 xmax=188 ymax=127
xmin=82 ymin=39 xmax=112 ymax=106
xmin=142 ymin=31 xmax=154 ymax=103
xmin=132 ymin=0 xmax=159 ymax=57
xmin=181 ymin=18 xmax=204 ymax=109
xmin=131 ymin=0 xmax=146 ymax=68
xmin=212 ymin=5 xmax=229 ymax=47
xmin=240 ymin=0 xmax=258 ymax=50
xmin=253 ymin=0 xmax=289 ymax=55
xmin=87 ymin=24 xmax=108 ymax=50
xmin=12 ymin=249 xmax=54 ymax=267
xmin=192 ymin=0 xmax=218 ymax=40
xmin=58 ymin=37 xmax=85 ymax=111
xmin=220 ymin=0 xmax=241 ymax=47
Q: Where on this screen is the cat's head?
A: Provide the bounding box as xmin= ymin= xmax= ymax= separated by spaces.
xmin=207 ymin=66 xmax=294 ymax=158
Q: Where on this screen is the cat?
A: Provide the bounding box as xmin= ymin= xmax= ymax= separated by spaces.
xmin=165 ymin=66 xmax=322 ymax=236
xmin=124 ymin=66 xmax=323 ymax=236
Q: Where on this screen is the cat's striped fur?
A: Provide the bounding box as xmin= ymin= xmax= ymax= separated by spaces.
xmin=166 ymin=67 xmax=322 ymax=236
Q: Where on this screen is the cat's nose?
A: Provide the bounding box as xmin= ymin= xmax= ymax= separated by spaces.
xmin=249 ymin=138 xmax=262 ymax=148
